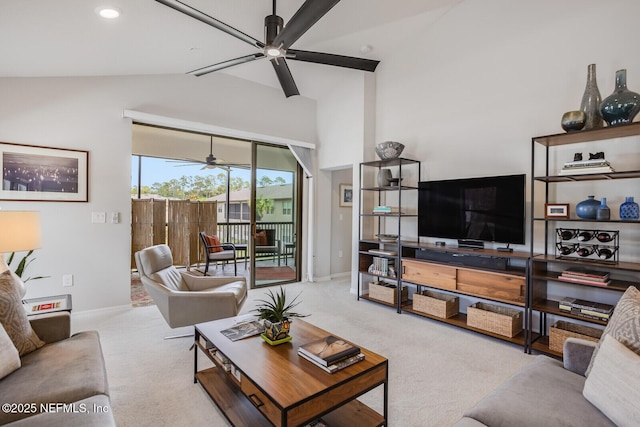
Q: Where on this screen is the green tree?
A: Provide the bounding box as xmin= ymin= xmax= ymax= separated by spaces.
xmin=258 ymin=176 xmax=274 ymax=187
xmin=255 ymin=195 xmax=274 ymax=221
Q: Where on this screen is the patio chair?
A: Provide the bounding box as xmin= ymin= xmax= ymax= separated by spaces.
xmin=255 ymin=229 xmax=281 ymax=266
xmin=199 ymin=231 xmax=238 ymax=276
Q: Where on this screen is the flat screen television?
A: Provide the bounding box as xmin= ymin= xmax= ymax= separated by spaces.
xmin=418 ymin=174 xmax=526 ymax=246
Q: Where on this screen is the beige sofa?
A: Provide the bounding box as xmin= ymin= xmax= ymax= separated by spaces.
xmin=0 ymin=312 xmax=115 ymax=426
xmin=455 ymin=286 xmax=640 ymax=427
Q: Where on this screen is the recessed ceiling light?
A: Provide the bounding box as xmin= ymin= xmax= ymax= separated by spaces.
xmin=96 ymin=7 xmax=121 ymax=19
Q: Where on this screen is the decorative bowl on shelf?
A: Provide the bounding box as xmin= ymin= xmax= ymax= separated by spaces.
xmin=375 ymin=141 xmax=405 ymax=160
xmin=388 ymin=178 xmax=403 ymax=186
xmin=376 ymin=234 xmax=398 ymax=242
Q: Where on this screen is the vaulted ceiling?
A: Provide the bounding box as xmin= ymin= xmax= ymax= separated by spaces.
xmin=1 ymin=0 xmax=461 ymax=99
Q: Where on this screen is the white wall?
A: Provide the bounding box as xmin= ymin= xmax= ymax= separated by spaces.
xmin=315 ymin=0 xmax=640 ymax=278
xmin=0 ymin=73 xmax=317 ymax=311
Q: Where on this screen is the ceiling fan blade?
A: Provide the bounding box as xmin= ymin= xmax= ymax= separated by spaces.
xmin=189 ymin=53 xmax=266 ymax=76
xmin=167 ymin=158 xmax=204 ymax=164
xmin=271 ymin=59 xmax=300 ymax=98
xmin=273 ymin=0 xmax=341 ymax=50
xmin=287 ymin=49 xmax=379 ymax=72
xmin=155 ymin=0 xmax=264 ymax=49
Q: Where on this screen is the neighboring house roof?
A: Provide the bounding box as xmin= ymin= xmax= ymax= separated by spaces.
xmin=209 ymin=184 xmax=292 ymax=202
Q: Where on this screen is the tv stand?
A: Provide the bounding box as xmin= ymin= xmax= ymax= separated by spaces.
xmin=457 ymin=239 xmax=484 ymax=249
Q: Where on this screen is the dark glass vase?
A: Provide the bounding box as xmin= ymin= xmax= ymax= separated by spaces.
xmin=580 ymin=64 xmax=603 ymax=130
xmin=600 ymin=69 xmax=640 ymax=126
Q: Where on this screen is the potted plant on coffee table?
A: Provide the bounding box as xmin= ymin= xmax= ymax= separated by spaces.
xmin=253 ymin=286 xmax=308 ymax=345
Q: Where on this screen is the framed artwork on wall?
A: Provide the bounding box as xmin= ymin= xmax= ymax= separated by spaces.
xmin=339 ymin=184 xmax=353 ymax=207
xmin=0 ymin=142 xmax=89 ymax=202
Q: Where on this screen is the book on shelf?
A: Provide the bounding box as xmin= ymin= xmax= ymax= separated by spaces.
xmin=368 ymin=249 xmax=398 ymax=256
xmin=557 ymin=297 xmax=614 ymax=316
xmin=561 ymin=267 xmax=610 ymax=280
xmin=372 ymin=206 xmax=404 ymax=215
xmin=557 ymin=275 xmax=611 ymax=286
xmin=298 ymin=335 xmax=361 ymax=367
xmin=368 ymin=256 xmax=395 ymax=276
xmin=298 ymin=351 xmax=365 ymax=374
xmin=562 ymin=159 xmax=612 ymax=169
xmin=559 ymin=165 xmax=615 ymax=175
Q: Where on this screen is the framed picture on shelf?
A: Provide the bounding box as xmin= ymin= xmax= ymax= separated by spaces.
xmin=0 ymin=142 xmax=88 ymax=202
xmin=339 ymin=184 xmax=353 ymax=207
xmin=545 ymin=203 xmax=569 ymax=219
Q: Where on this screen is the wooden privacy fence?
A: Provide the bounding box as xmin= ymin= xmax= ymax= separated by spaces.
xmin=131 ymin=199 xmax=217 ymax=268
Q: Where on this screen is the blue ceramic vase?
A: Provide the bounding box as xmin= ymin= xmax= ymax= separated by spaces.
xmin=576 ymin=196 xmax=600 ymax=219
xmin=620 ymin=196 xmax=640 ymax=220
xmin=600 ymin=69 xmax=640 ymax=126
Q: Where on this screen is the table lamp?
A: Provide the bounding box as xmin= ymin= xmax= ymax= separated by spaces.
xmin=0 ymin=211 xmax=42 ymax=297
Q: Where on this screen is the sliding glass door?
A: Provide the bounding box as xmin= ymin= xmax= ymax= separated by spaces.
xmin=252 ymin=144 xmax=302 ymax=287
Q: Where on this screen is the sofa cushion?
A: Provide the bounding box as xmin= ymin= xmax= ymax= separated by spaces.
xmin=586 ymin=286 xmax=640 ymax=376
xmin=0 ymin=270 xmax=44 ymax=356
xmin=0 ymin=322 xmax=20 ymax=379
xmin=0 ymin=330 xmax=109 ymax=425
xmin=583 ymin=335 xmax=640 ymax=427
xmin=462 ymin=355 xmax=614 ymax=427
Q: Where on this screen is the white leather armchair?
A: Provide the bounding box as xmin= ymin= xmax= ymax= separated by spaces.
xmin=134 ymin=244 xmax=247 ymax=329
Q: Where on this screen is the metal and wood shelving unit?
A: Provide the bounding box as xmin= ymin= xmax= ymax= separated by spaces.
xmin=357 ymin=157 xmax=420 ymax=313
xmin=529 ymin=122 xmax=640 ymax=356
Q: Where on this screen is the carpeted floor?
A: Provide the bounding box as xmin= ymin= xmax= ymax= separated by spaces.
xmin=81 ymin=277 xmax=534 ymax=427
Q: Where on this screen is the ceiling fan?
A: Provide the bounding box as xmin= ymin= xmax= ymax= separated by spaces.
xmin=171 ymin=136 xmax=250 ymax=170
xmin=156 ymin=0 xmax=380 ymax=97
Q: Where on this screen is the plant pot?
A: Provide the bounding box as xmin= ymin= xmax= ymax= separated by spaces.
xmin=263 ymin=319 xmax=291 ymax=342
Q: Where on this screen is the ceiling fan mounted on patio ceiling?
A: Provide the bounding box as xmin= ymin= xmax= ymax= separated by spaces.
xmin=156 ymin=0 xmax=380 ymax=97
xmin=171 ymin=136 xmax=249 ymax=170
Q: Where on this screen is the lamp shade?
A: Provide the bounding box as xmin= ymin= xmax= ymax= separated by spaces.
xmin=0 ymin=211 xmax=42 ymax=253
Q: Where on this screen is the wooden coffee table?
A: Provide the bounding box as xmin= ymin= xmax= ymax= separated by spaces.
xmin=194 ymin=317 xmax=388 ymax=427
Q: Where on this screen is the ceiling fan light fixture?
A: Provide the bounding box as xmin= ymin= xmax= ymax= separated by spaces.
xmin=96 ymin=7 xmax=121 ymax=19
xmin=265 ymin=46 xmax=284 ymax=58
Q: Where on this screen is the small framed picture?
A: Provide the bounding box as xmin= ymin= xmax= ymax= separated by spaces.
xmin=339 ymin=184 xmax=353 ymax=207
xmin=545 ymin=203 xmax=570 ymax=218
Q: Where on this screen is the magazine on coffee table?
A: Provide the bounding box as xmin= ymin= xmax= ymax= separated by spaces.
xmin=221 ymin=319 xmax=265 ymax=341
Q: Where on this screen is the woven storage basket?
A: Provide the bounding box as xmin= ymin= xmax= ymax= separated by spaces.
xmin=549 ymin=320 xmax=603 ymax=354
xmin=467 ymin=302 xmax=523 ymax=337
xmin=413 ymin=290 xmax=459 ymax=318
xmin=369 ymin=282 xmax=408 ymax=304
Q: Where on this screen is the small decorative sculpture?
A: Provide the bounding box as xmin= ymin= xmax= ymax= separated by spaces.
xmin=589 ymin=152 xmax=605 ymax=160
xmin=573 ymin=153 xmax=583 ymax=161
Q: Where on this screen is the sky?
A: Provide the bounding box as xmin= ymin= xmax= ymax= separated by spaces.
xmin=131 ymin=156 xmax=291 ymax=188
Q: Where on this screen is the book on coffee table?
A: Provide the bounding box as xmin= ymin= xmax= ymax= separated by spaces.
xmin=298 ymin=351 xmax=365 ymax=373
xmin=298 ymin=335 xmax=360 ymax=366
xmin=220 ymin=320 xmax=264 ymax=341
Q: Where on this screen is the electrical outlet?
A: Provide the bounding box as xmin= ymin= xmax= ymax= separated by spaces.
xmin=110 ymin=212 xmax=119 ymax=224
xmin=62 ymin=274 xmax=74 ymax=287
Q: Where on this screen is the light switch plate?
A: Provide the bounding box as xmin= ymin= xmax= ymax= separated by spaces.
xmin=91 ymin=212 xmax=106 ymax=223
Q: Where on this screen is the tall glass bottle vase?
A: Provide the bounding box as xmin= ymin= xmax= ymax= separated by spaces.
xmin=600 ymin=69 xmax=640 ymax=126
xmin=580 ymin=64 xmax=603 ymax=130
